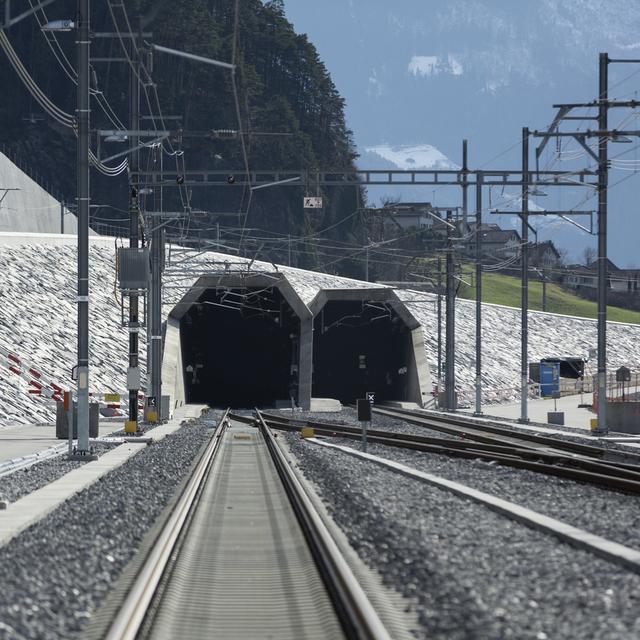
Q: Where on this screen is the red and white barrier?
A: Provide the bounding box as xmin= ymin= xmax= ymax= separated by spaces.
xmin=1 ymin=345 xmax=64 ymax=402
xmin=1 ymin=346 xmax=145 ymax=417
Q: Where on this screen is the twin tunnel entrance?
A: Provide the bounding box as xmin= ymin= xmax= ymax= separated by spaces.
xmin=169 ymin=275 xmax=429 ymax=410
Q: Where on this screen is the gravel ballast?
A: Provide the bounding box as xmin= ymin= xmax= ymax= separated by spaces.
xmin=351 ymin=439 xmax=640 ymax=551
xmin=278 ymin=409 xmax=640 ymax=550
xmin=287 ymin=430 xmax=640 ymax=639
xmin=0 ymin=411 xmax=219 ymax=640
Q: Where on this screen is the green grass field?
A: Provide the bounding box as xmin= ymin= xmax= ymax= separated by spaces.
xmin=458 ymin=270 xmax=640 ymax=324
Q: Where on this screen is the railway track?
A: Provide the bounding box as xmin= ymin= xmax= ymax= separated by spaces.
xmin=252 ymin=409 xmax=640 ymax=495
xmin=374 ymin=405 xmax=640 ymax=464
xmin=103 ymin=410 xmax=390 ymax=640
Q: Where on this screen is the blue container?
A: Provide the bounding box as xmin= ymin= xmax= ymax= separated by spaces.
xmin=539 ymin=362 xmax=560 ymax=397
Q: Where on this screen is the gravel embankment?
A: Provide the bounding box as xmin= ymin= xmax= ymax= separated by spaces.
xmin=281 ymin=409 xmax=640 ymax=551
xmin=0 ymin=442 xmax=118 ymax=504
xmin=287 ymin=432 xmax=640 ymax=639
xmin=0 ymin=411 xmax=219 ymax=640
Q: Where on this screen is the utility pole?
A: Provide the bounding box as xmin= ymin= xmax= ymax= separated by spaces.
xmin=146 ymin=45 xmax=163 ymax=422
xmin=149 ymin=221 xmax=162 ymax=417
xmin=437 ymin=256 xmax=442 ymax=404
xmin=444 ymin=207 xmax=456 ymax=411
xmin=474 ymin=172 xmax=483 ymax=416
xmin=520 ymin=127 xmax=530 ymax=424
xmin=288 ymin=233 xmax=291 ymax=267
xmin=126 ymin=27 xmax=141 ymax=432
xmin=60 ymin=199 xmax=65 ymax=234
xmin=462 ymin=139 xmax=468 ymax=225
xmin=74 ymin=0 xmax=91 ymax=456
xmin=595 ymin=52 xmax=609 ymax=435
xmin=365 ymin=245 xmax=369 ymax=282
xmin=542 ymin=272 xmax=547 ymax=312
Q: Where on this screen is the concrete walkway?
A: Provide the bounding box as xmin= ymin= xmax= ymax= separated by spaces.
xmin=458 ymin=394 xmax=640 ymax=449
xmin=0 ymin=421 xmax=121 ymax=465
xmin=478 ymin=393 xmax=596 ymax=431
xmin=0 ymin=404 xmax=206 ymax=548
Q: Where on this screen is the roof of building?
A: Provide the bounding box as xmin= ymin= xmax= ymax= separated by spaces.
xmin=529 ymin=240 xmax=561 ymax=260
xmin=586 ymin=258 xmax=620 ymax=272
xmin=481 ymin=229 xmax=521 ymax=244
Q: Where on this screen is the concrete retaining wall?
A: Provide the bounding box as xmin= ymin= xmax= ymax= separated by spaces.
xmin=606 ymin=402 xmax=640 ymax=434
xmin=0 ymin=152 xmax=78 ymax=234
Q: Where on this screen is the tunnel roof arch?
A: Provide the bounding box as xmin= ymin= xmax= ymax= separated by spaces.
xmin=168 ymin=273 xmax=312 ymax=322
xmin=308 ymin=287 xmax=422 ymax=331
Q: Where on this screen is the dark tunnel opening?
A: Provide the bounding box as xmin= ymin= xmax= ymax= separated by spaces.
xmin=180 ymin=286 xmax=300 ymax=408
xmin=312 ymin=300 xmax=412 ymax=404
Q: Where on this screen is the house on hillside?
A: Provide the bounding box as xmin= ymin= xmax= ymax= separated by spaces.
xmin=482 ymin=228 xmax=521 ymax=259
xmin=387 ymin=202 xmax=439 ymax=230
xmin=529 ymin=241 xmax=562 ymax=270
xmin=387 ymin=203 xmax=461 ymax=232
xmin=464 ymin=223 xmax=521 ymax=260
xmin=564 ymin=259 xmax=640 ymax=293
xmin=563 ymin=265 xmax=597 ymax=290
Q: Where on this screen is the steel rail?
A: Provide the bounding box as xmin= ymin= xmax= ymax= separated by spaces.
xmin=252 ymin=412 xmax=640 ymax=495
xmin=307 ymin=437 xmax=640 ymax=576
xmin=104 ymin=410 xmax=229 ymax=640
xmin=256 ymin=411 xmax=640 ymax=470
xmin=373 ymin=405 xmax=625 ymax=460
xmin=106 ymin=408 xmax=389 ymax=640
xmin=255 ymin=410 xmax=391 ymax=640
xmin=256 ymin=412 xmax=640 ymax=474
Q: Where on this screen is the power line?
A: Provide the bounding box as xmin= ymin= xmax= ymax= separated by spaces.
xmin=0 ymin=30 xmax=128 ymax=176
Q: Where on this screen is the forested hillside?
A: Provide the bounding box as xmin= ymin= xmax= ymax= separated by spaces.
xmin=0 ymin=0 xmax=365 ymax=275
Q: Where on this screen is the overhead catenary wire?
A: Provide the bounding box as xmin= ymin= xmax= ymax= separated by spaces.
xmin=0 ymin=30 xmax=128 ymax=176
xmin=106 ymin=0 xmax=190 ymax=210
xmin=232 ymin=0 xmax=254 ymax=251
xmin=27 ymin=0 xmax=127 ymax=131
xmin=0 ymin=30 xmax=74 ymax=127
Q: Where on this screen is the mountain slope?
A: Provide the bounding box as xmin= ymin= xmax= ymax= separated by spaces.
xmin=285 ymin=0 xmax=640 ymax=264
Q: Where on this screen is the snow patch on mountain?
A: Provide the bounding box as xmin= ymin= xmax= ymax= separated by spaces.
xmin=364 ymin=143 xmax=459 ymax=170
xmin=367 ymin=68 xmax=384 ymax=98
xmin=408 ymin=54 xmax=463 ymax=77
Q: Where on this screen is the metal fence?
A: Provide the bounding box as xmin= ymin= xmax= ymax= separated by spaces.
xmin=570 ymin=370 xmax=640 ymax=409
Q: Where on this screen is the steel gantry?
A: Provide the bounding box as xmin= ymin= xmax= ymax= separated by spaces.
xmin=138 ymin=167 xmax=596 ymax=189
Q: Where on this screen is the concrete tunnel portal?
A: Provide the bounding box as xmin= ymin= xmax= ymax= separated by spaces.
xmin=313 ymin=300 xmax=410 ymax=403
xmin=180 ymin=281 xmax=305 ymax=408
xmin=163 ymin=275 xmax=430 ymax=412
xmin=310 ymin=290 xmax=428 ymax=406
